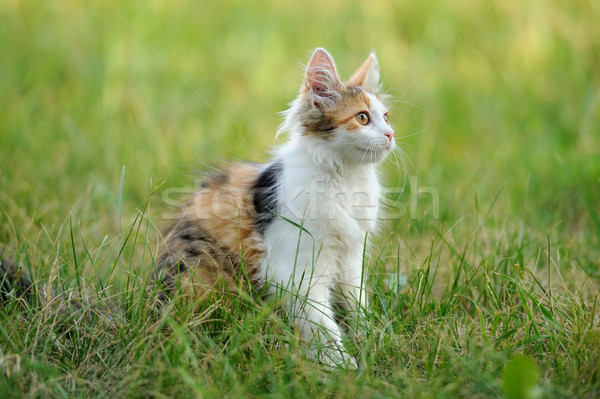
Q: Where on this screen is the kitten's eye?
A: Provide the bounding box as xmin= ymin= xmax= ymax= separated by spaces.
xmin=383 ymin=113 xmax=389 ymax=123
xmin=355 ymin=112 xmax=369 ymax=125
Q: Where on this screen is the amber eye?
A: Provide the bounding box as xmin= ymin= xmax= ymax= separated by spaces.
xmin=355 ymin=112 xmax=370 ymax=125
xmin=383 ymin=113 xmax=389 ymax=123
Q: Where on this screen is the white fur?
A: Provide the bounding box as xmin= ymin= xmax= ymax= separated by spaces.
xmin=262 ymin=52 xmax=394 ymax=367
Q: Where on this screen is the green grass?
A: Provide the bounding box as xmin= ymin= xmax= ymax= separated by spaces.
xmin=1 ymin=0 xmax=599 ymax=397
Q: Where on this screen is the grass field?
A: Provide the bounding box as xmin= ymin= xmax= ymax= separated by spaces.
xmin=1 ymin=0 xmax=599 ymax=397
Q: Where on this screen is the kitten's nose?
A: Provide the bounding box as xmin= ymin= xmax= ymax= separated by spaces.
xmin=384 ymin=131 xmax=394 ymax=142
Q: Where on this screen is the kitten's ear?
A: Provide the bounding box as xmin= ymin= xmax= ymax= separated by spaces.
xmin=348 ymin=52 xmax=380 ymax=92
xmin=303 ymin=48 xmax=342 ymax=107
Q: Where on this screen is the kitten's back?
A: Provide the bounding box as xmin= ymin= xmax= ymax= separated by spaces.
xmin=155 ymin=162 xmax=276 ymax=299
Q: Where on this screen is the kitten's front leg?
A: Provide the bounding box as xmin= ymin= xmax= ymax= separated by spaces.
xmin=337 ymin=251 xmax=370 ymax=342
xmin=286 ymin=281 xmax=357 ymax=369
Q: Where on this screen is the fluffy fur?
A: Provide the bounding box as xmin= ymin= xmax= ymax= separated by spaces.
xmin=156 ymin=48 xmax=395 ymax=368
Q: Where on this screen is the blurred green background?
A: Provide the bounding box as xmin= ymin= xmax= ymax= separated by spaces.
xmin=1 ymin=1 xmax=599 ymax=397
xmin=0 ymin=0 xmax=598 ymax=273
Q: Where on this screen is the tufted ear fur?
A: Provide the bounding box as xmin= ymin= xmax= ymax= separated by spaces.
xmin=303 ymin=48 xmax=342 ymax=108
xmin=348 ymin=52 xmax=380 ymax=92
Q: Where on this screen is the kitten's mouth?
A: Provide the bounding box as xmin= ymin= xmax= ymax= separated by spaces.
xmin=357 ymin=142 xmax=393 ymax=155
xmin=351 ymin=145 xmax=392 ymax=164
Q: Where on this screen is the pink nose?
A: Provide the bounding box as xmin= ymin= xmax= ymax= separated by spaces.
xmin=385 ymin=131 xmax=394 ymax=141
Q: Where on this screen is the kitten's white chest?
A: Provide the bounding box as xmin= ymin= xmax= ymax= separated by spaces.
xmin=327 ymin=176 xmax=379 ymax=237
xmin=282 ymin=166 xmax=380 ymax=245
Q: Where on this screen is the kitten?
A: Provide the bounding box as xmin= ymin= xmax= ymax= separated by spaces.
xmin=156 ymin=48 xmax=394 ymax=368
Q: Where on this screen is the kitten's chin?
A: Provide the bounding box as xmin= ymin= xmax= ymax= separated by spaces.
xmin=348 ymin=143 xmax=393 ymax=164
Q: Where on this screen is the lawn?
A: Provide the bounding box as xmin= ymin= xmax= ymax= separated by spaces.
xmin=1 ymin=0 xmax=599 ymax=397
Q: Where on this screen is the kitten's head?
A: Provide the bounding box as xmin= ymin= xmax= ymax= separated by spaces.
xmin=279 ymin=48 xmax=394 ymax=166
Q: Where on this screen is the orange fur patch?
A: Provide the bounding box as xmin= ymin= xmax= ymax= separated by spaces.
xmin=157 ymin=163 xmax=265 ymax=301
xmin=189 ymin=163 xmax=264 ymax=270
xmin=319 ymin=86 xmax=372 ymax=132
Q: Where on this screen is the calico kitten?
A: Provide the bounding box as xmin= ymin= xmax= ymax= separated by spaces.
xmin=156 ymin=48 xmax=394 ymax=368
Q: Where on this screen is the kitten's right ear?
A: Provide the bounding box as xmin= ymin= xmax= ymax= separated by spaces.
xmin=303 ymin=48 xmax=342 ymax=107
xmin=348 ymin=52 xmax=380 ymax=92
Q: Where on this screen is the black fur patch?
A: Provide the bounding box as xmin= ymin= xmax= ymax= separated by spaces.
xmin=184 ymin=245 xmax=203 ymax=258
xmin=302 ymin=115 xmax=335 ymax=133
xmin=252 ymin=160 xmax=282 ymax=234
xmin=208 ymin=170 xmax=229 ymax=186
xmin=301 ymin=107 xmax=336 ymax=136
xmin=175 ymin=220 xmax=217 ymax=244
xmin=201 ymin=169 xmax=229 ymax=188
xmin=0 ymin=250 xmax=36 ymax=304
xmin=347 ymin=86 xmax=362 ymax=96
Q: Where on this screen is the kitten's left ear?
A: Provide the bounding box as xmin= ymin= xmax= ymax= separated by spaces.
xmin=303 ymin=48 xmax=342 ymax=107
xmin=348 ymin=52 xmax=380 ymax=92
